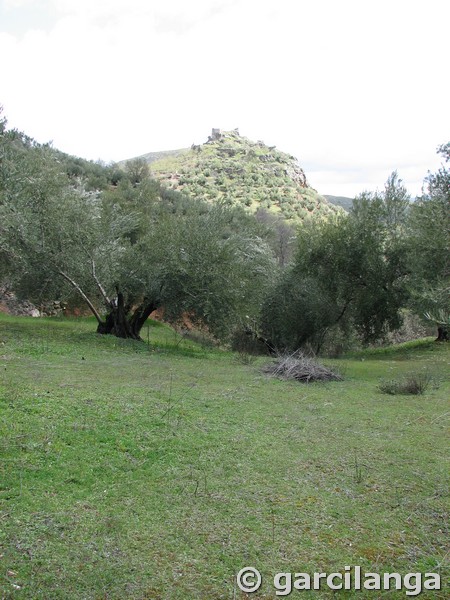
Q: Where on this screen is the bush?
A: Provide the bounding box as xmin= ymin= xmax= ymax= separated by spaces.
xmin=260 ymin=273 xmax=336 ymax=353
xmin=234 ymin=350 xmax=258 ymax=365
xmin=377 ymin=372 xmax=435 ymax=395
xmin=262 ymin=351 xmax=343 ymax=383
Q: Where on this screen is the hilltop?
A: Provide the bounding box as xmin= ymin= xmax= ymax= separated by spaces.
xmin=127 ymin=129 xmax=342 ymax=221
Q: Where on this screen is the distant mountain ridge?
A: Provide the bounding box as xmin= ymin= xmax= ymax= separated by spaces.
xmin=132 ymin=148 xmax=188 ymax=165
xmin=324 ymin=195 xmax=354 ymax=211
xmin=124 ymin=129 xmax=343 ymax=221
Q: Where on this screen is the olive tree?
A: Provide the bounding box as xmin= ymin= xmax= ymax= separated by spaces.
xmin=1 ymin=122 xmax=275 ymax=340
xmin=406 ymin=143 xmax=450 ymax=340
xmin=261 ymin=173 xmax=411 ymax=352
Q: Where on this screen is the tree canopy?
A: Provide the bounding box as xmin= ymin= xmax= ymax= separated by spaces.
xmin=261 ymin=173 xmax=411 ymax=352
xmin=406 ymin=144 xmax=450 ymax=339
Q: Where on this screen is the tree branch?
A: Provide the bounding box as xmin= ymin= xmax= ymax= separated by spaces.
xmin=57 ymin=269 xmax=103 ymax=325
xmin=91 ymin=259 xmax=112 ymax=307
xmin=335 ymin=298 xmax=353 ymax=325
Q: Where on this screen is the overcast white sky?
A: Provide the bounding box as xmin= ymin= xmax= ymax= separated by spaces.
xmin=1 ymin=0 xmax=449 ymax=197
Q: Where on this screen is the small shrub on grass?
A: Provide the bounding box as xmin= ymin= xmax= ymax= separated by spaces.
xmin=262 ymin=351 xmax=343 ymax=383
xmin=378 ymin=372 xmax=436 ymax=395
xmin=235 ymin=350 xmax=258 ymax=365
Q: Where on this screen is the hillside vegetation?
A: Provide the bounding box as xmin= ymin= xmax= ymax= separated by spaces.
xmin=133 ymin=129 xmax=342 ymax=221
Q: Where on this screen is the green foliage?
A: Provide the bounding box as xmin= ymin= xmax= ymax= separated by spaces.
xmin=0 ymin=127 xmax=98 ymax=300
xmin=406 ymin=144 xmax=450 ymax=330
xmin=125 ymin=157 xmax=150 ymax=186
xmin=122 ymin=200 xmax=277 ymax=339
xmin=261 ymin=272 xmax=336 ymax=352
xmin=262 ymin=174 xmax=412 ymax=351
xmin=377 ymin=371 xmax=436 ymax=395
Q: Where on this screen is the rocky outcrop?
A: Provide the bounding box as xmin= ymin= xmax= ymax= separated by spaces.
xmin=0 ymin=286 xmax=40 ymax=317
xmin=0 ymin=286 xmax=66 ymax=317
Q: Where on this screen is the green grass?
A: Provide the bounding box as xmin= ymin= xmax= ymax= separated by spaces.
xmin=345 ymin=337 xmax=441 ymax=359
xmin=1 ymin=314 xmax=449 ymax=598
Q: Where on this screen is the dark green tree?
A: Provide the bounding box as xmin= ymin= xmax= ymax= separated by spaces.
xmin=262 ymin=173 xmax=411 ymax=352
xmin=125 ymin=158 xmax=150 ymax=186
xmin=406 ymin=143 xmax=450 ymax=340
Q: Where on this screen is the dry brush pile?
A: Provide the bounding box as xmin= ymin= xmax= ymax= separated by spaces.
xmin=262 ymin=351 xmax=343 ymax=383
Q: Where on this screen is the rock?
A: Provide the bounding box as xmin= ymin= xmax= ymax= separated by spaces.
xmin=0 ymin=286 xmax=40 ymax=316
xmin=0 ymin=286 xmax=64 ymax=317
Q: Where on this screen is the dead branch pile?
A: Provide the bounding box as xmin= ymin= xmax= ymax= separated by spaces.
xmin=262 ymin=351 xmax=343 ymax=383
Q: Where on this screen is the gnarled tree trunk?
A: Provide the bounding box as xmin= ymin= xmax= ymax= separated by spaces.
xmin=55 ymin=270 xmax=160 ymax=340
xmin=96 ymin=293 xmax=159 ymax=340
xmin=436 ymin=326 xmax=449 ymax=342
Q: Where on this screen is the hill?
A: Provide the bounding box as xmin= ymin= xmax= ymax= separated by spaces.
xmin=324 ymin=194 xmax=354 ymax=211
xmin=125 ymin=129 xmax=343 ymax=221
xmin=132 ymin=147 xmax=188 ymax=165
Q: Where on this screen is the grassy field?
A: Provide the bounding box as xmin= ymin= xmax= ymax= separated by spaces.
xmin=0 ymin=315 xmax=448 ymax=599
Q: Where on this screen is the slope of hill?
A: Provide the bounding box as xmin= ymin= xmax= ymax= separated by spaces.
xmin=127 ymin=129 xmax=342 ymax=221
xmin=324 ymin=194 xmax=354 ymax=211
xmin=132 ymin=147 xmax=188 ymax=165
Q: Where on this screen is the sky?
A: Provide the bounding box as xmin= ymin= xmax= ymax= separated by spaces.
xmin=1 ymin=0 xmax=449 ymax=198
